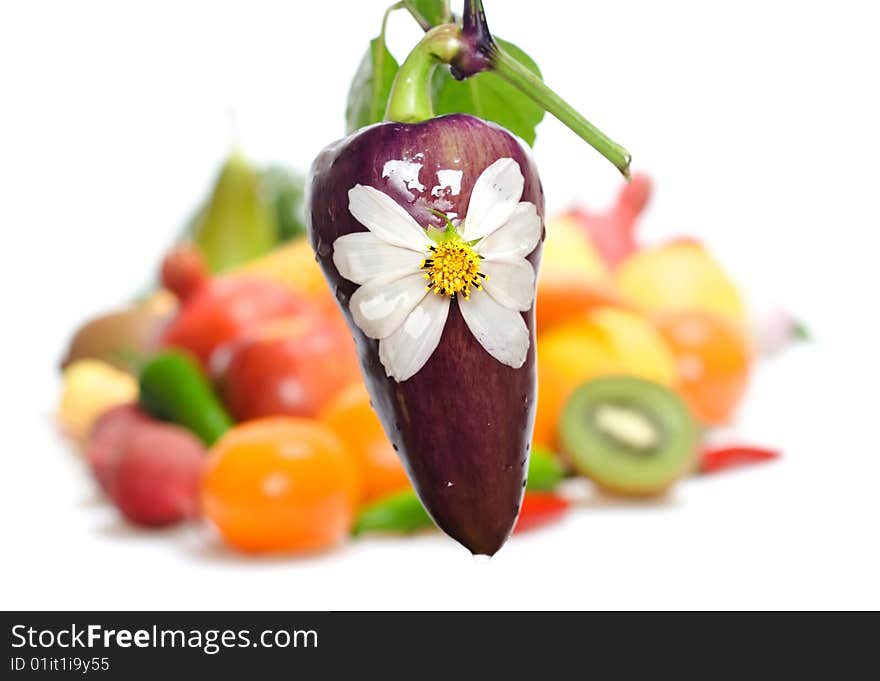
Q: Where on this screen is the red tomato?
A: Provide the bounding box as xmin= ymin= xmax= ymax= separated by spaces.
xmin=218 ymin=316 xmax=360 ymax=421
xmin=160 ymin=276 xmax=315 ymax=368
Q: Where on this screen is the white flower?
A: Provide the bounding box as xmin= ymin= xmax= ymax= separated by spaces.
xmin=332 ymin=157 xmax=542 ymax=382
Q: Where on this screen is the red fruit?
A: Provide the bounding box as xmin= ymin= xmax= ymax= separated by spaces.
xmin=160 ymin=245 xmax=208 ymax=302
xmin=570 ymin=173 xmax=652 ymax=267
xmin=218 ymin=316 xmax=360 ymax=421
xmin=112 ymin=422 xmax=206 ymax=527
xmin=85 ymin=404 xmax=152 ymax=494
xmin=160 ymin=276 xmax=315 ymax=368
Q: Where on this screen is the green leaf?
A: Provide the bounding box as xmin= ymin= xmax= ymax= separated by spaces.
xmin=345 ymin=35 xmax=400 ymax=133
xmin=431 ymin=38 xmax=545 ymax=146
xmin=404 ymin=0 xmax=451 ymax=27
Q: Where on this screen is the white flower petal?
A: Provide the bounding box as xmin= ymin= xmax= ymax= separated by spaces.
xmin=459 ymin=292 xmax=530 ymax=369
xmin=379 ymin=294 xmax=450 ymax=382
xmin=349 ymin=272 xmax=429 ymax=340
xmin=476 ymin=202 xmax=542 ymax=260
xmin=460 ymin=158 xmax=525 ymax=241
xmin=348 ymin=184 xmax=432 ymax=250
xmin=481 ymin=258 xmax=536 ymax=312
xmin=333 ymin=232 xmax=424 ymax=285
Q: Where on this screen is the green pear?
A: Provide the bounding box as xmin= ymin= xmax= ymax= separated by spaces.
xmin=191 ymin=151 xmax=277 ymax=272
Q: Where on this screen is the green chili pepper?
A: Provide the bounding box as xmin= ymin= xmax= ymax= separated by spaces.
xmin=526 ymin=446 xmax=566 ymax=491
xmin=354 ymin=446 xmax=567 ymax=535
xmin=139 ymin=350 xmax=233 ymax=446
xmin=353 ymin=490 xmax=432 ymax=536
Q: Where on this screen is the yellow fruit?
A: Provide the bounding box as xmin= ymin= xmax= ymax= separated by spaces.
xmin=234 ymin=239 xmax=328 ymax=300
xmin=57 ymin=359 xmax=138 ymax=442
xmin=534 ymin=307 xmax=676 ymax=447
xmin=540 ymin=214 xmax=608 ymax=283
xmin=589 ymin=308 xmax=677 ymax=382
xmin=614 ymin=241 xmax=746 ymax=323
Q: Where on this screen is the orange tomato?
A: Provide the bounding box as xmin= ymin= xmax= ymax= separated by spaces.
xmin=655 ymin=309 xmax=752 ymax=425
xmin=202 ymin=418 xmax=360 ymax=553
xmin=320 ymin=383 xmax=410 ymax=503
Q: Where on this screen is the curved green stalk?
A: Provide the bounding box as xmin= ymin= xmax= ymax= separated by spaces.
xmin=386 ymin=0 xmax=632 ymax=178
xmin=385 ymin=24 xmax=462 ymax=123
xmin=491 ymin=46 xmax=631 ymax=178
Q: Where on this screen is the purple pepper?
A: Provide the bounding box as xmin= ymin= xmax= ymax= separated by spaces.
xmin=309 ymin=114 xmax=544 ymax=555
xmin=306 ymin=1 xmax=629 ymax=555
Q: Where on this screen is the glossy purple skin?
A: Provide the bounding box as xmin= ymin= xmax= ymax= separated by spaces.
xmin=308 ymin=114 xmax=544 ymax=555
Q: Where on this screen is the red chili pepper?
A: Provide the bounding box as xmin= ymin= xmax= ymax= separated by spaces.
xmin=513 ymin=493 xmax=571 ymax=534
xmin=699 ymin=445 xmax=781 ymax=474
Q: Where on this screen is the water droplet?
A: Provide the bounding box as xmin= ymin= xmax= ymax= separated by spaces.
xmin=317 ymin=240 xmax=332 ymax=258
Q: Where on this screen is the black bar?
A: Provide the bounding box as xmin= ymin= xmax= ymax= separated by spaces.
xmin=1 ymin=611 xmax=872 ymax=677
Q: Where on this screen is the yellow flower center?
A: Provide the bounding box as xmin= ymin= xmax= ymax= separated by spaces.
xmin=421 ymin=240 xmax=487 ymax=299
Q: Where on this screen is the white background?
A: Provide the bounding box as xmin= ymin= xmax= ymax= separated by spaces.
xmin=2 ymin=0 xmax=878 ymax=610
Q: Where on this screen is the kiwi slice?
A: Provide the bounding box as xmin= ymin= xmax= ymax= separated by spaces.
xmin=560 ymin=376 xmax=698 ymax=495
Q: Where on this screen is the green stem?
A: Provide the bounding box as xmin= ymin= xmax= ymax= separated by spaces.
xmin=385 ymin=24 xmax=462 ymax=123
xmin=387 ymin=0 xmax=632 ymax=178
xmin=491 ymin=45 xmax=631 ymax=178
